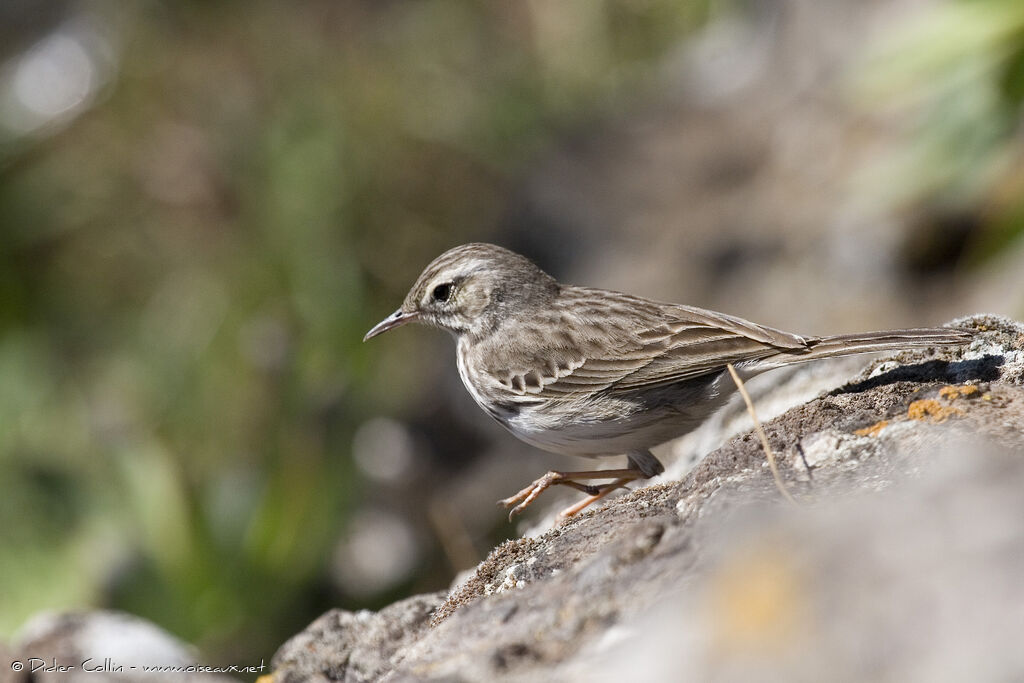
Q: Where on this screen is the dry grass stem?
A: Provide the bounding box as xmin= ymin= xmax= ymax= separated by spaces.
xmin=726 ymin=363 xmax=799 ymax=505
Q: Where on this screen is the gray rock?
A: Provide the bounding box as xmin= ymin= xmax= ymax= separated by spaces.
xmin=271 ymin=593 xmax=446 ymax=683
xmin=0 ymin=641 xmax=26 ymax=683
xmin=271 ymin=314 xmax=1024 ymax=681
xmin=6 ymin=610 xmax=241 ymax=682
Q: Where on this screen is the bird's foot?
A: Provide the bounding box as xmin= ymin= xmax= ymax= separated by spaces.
xmin=498 ymin=468 xmax=645 ymax=520
xmin=556 ymin=477 xmax=633 ymax=520
xmin=499 ymin=471 xmax=600 ymax=520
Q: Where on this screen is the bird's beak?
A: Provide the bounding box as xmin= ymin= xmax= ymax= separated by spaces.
xmin=364 ymin=309 xmax=420 ymax=341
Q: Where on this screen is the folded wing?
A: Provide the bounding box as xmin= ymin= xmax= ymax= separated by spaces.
xmin=485 ymin=289 xmax=814 ymax=400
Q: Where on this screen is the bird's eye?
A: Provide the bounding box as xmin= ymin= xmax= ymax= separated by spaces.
xmin=432 ymin=282 xmax=453 ymax=302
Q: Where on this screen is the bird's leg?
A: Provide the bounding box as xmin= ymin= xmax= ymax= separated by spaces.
xmin=557 ymin=477 xmax=634 ymax=519
xmin=499 ymin=468 xmax=646 ymax=520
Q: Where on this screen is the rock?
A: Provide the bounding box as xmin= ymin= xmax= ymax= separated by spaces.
xmin=0 ymin=641 xmax=27 ymax=683
xmin=269 ymin=314 xmax=1024 ymax=681
xmin=4 ymin=611 xmax=242 ymax=683
xmin=271 ymin=593 xmax=446 ymax=683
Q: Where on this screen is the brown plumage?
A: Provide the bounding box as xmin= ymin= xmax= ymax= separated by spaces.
xmin=365 ymin=243 xmax=971 ymax=518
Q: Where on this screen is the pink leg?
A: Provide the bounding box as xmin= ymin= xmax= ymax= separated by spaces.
xmin=557 ymin=477 xmax=633 ymax=519
xmin=499 ymin=469 xmax=645 ymax=520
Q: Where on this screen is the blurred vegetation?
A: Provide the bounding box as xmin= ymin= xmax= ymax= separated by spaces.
xmin=0 ymin=0 xmax=714 ymax=661
xmin=856 ymin=0 xmax=1024 ymax=267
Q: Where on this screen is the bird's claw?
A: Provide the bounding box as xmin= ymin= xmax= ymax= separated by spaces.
xmin=498 ymin=471 xmax=603 ymax=520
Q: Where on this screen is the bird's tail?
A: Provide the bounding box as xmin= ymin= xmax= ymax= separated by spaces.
xmin=756 ymin=328 xmax=972 ymax=371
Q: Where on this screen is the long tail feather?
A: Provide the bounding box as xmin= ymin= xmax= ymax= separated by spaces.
xmin=756 ymin=327 xmax=971 ymax=371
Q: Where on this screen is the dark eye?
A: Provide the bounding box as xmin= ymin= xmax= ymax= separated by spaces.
xmin=432 ymin=282 xmax=453 ymax=302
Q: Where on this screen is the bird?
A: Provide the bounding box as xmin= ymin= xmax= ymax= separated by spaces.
xmin=364 ymin=243 xmax=971 ymax=519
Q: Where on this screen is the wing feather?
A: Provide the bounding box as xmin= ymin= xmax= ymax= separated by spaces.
xmin=480 ymin=288 xmax=814 ymax=400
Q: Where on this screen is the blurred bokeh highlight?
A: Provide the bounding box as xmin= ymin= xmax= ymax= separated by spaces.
xmin=1 ymin=0 xmax=1022 ymax=663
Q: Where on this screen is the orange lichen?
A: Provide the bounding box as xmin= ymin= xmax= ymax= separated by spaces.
xmin=907 ymin=399 xmax=962 ymax=423
xmin=939 ymin=384 xmax=980 ymax=400
xmin=705 ymin=545 xmax=808 ymax=655
xmin=855 ymin=420 xmax=889 ymax=437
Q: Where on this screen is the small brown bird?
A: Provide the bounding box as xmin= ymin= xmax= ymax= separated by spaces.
xmin=365 ymin=243 xmax=970 ymax=518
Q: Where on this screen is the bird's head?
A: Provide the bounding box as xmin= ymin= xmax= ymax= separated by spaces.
xmin=364 ymin=243 xmax=558 ymax=342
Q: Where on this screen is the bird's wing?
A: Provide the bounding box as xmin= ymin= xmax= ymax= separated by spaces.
xmin=603 ymin=304 xmax=812 ymax=392
xmin=484 ymin=291 xmax=813 ymax=400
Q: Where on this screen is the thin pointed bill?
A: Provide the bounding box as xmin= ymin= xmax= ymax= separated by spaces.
xmin=364 ymin=309 xmax=419 ymax=341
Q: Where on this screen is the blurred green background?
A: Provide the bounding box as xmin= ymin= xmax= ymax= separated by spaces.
xmin=1 ymin=0 xmax=1022 ymax=666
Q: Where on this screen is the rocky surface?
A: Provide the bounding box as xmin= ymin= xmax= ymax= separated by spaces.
xmin=272 ymin=595 xmax=445 ymax=683
xmin=268 ymin=314 xmax=1024 ymax=682
xmin=1 ymin=611 xmax=244 ymax=683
